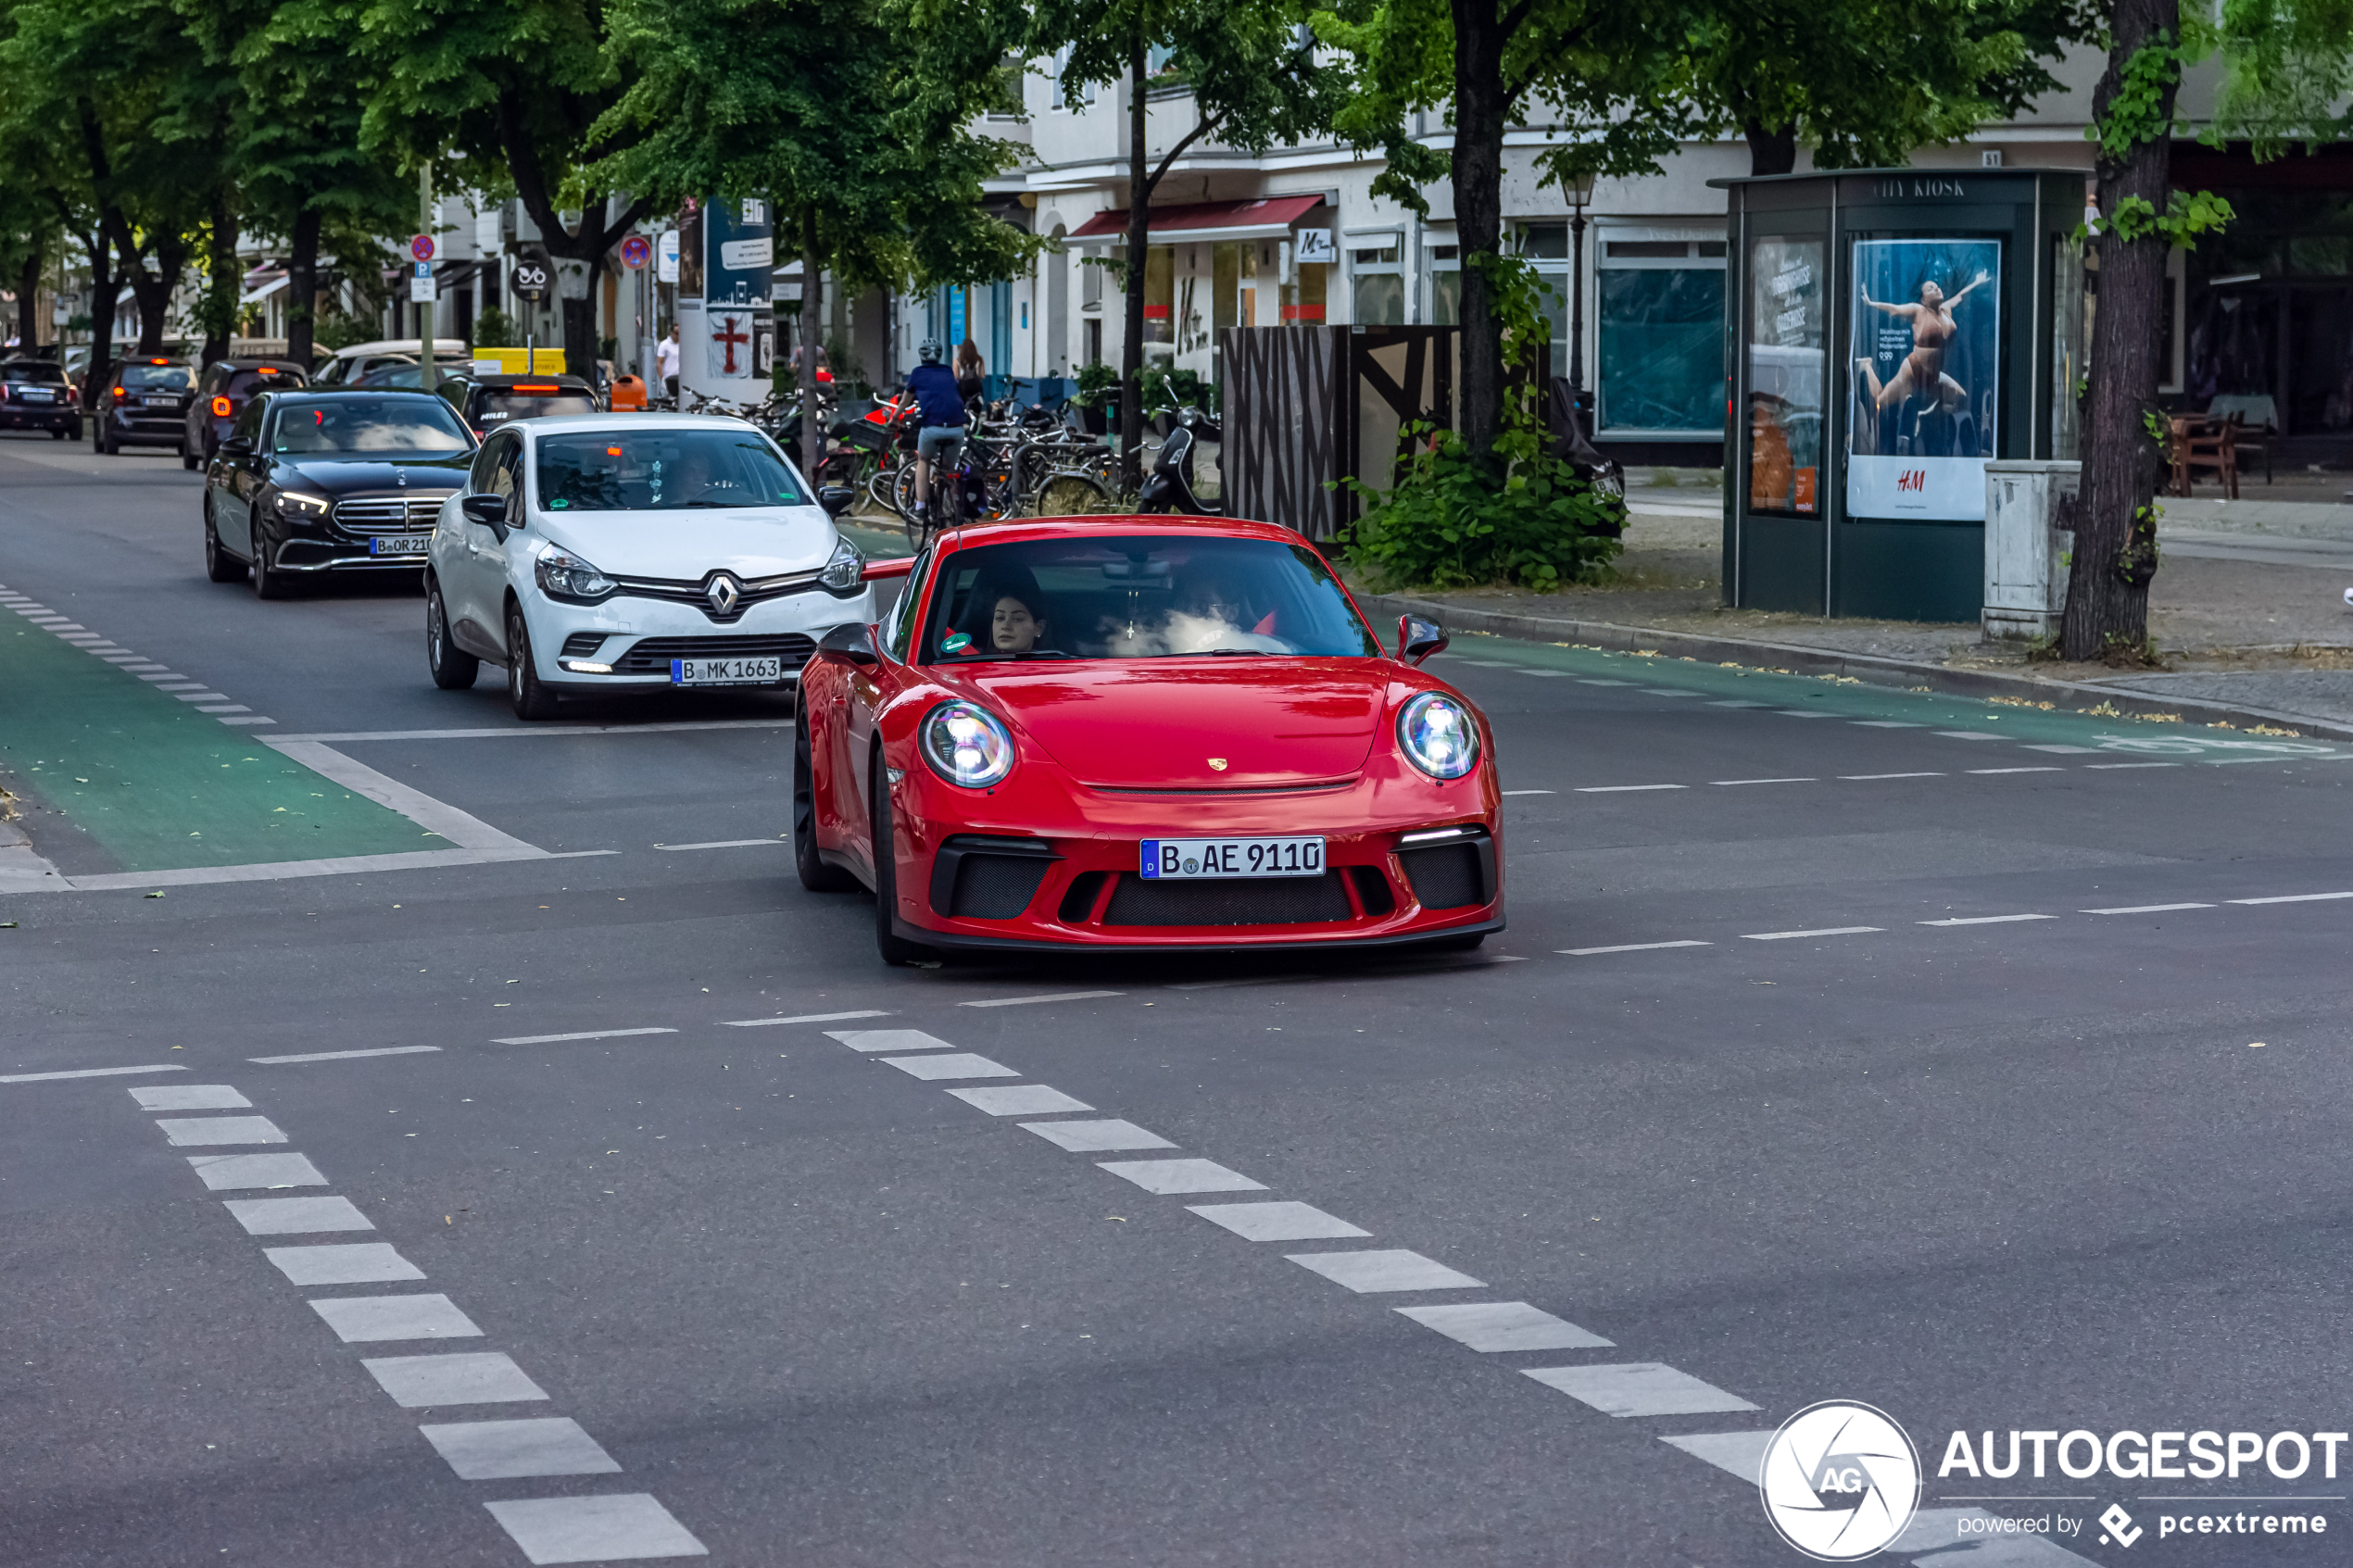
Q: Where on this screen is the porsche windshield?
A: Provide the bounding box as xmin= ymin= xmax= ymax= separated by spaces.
xmin=923 ymin=535 xmax=1379 ymax=662
xmin=535 ymin=429 xmax=810 ymax=510
xmin=270 ymin=397 xmax=472 ymax=458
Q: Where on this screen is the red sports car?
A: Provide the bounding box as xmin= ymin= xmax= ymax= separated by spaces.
xmin=793 ymin=515 xmax=1502 ymax=963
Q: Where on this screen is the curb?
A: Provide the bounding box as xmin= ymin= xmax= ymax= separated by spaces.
xmin=1355 ymin=590 xmax=2353 ymax=743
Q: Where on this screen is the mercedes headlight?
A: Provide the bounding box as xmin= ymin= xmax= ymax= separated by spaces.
xmin=535 ymin=547 xmax=616 ymax=602
xmin=919 ymin=701 xmax=1014 ymax=788
xmin=1397 ymin=691 xmax=1480 ymax=780
xmin=821 ymin=534 xmax=863 ymax=592
xmin=276 ymin=488 xmax=333 ymax=521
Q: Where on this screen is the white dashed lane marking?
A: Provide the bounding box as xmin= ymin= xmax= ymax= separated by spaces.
xmin=1501 ymin=789 xmax=1555 ymax=797
xmin=482 ymin=1494 xmax=708 ymax=1563
xmin=310 ymin=1294 xmax=484 ymax=1343
xmin=1023 ymin=1119 xmax=1175 ymax=1152
xmin=1841 ymin=771 xmax=1944 ymax=780
xmin=1711 ymin=777 xmax=1814 ymax=786
xmin=492 ymin=1027 xmax=677 ymax=1046
xmin=1523 ymin=1362 xmax=1761 ymax=1417
xmin=363 ymin=1352 xmax=549 ymax=1408
xmin=421 ymin=1417 xmax=623 ymax=1481
xmin=1969 ymin=766 xmax=2063 ymax=775
xmin=945 ymin=1085 xmax=1093 ymax=1116
xmin=879 ymin=1052 xmax=1018 ymax=1081
xmin=1187 ymin=1201 xmax=1370 ymax=1241
xmin=155 ymin=1115 xmax=287 ymax=1146
xmin=0 ymin=582 xmax=275 ymax=727
xmin=1576 ymin=784 xmax=1687 ymax=794
xmin=826 ymin=1028 xmax=953 ymax=1052
xmin=129 ymin=1084 xmax=250 ymax=1110
xmin=722 ymin=1009 xmax=890 ymax=1027
xmin=1919 ymin=914 xmax=2057 ymax=927
xmin=1661 ymin=1429 xmax=1775 ymax=1481
xmin=2083 ymin=902 xmax=2214 ymax=914
xmin=653 ymin=838 xmax=783 ymax=850
xmin=1741 ymin=926 xmax=1881 ymax=942
xmin=2231 ymin=890 xmax=2353 ymax=905
xmin=0 ymin=1063 xmax=185 ymax=1083
xmin=187 ymin=1152 xmax=327 ymax=1190
xmin=1399 ymin=1301 xmax=1614 ymax=1351
xmin=1288 ymin=1249 xmax=1484 ymax=1293
xmin=250 ymin=1046 xmax=443 ymax=1064
xmin=1099 ymin=1158 xmax=1265 ymax=1194
xmin=960 ymin=989 xmax=1124 ymax=1009
xmin=223 ymin=1196 xmax=374 ymax=1235
xmin=264 ymin=1243 xmax=426 ymax=1286
xmin=1560 ymin=940 xmax=1711 ymax=957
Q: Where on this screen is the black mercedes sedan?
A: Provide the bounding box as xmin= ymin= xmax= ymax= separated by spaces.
xmin=202 ymin=390 xmax=478 ymax=599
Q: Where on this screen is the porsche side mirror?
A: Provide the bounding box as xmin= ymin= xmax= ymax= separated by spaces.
xmin=816 ymin=485 xmax=855 ymax=518
xmin=818 ymin=621 xmax=879 ymax=667
xmin=1398 ymin=614 xmax=1448 ymax=666
xmin=461 ymin=494 xmax=507 ymax=527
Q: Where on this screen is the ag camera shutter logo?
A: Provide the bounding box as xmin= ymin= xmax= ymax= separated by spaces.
xmin=1760 ymin=1401 xmax=1922 ymax=1561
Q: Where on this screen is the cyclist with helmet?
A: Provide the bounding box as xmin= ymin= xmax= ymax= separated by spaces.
xmin=904 ymin=338 xmax=967 ymax=521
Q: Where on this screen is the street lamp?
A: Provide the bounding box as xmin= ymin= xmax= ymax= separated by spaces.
xmin=1565 ymin=169 xmax=1595 ymax=403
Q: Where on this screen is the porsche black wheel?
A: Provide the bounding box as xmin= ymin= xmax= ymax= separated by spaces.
xmin=795 ymin=705 xmax=858 ymax=892
xmin=869 ymin=763 xmax=935 ymax=966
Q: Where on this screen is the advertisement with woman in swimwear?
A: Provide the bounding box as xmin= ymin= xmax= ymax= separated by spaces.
xmin=1848 ymin=239 xmax=2000 ymax=521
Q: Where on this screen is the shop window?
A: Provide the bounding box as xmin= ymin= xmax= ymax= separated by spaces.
xmin=1348 ymin=232 xmax=1403 ymax=325
xmin=1144 ymin=245 xmax=1174 ymax=345
xmin=1427 ymin=245 xmax=1459 ymax=325
xmin=1746 ymin=236 xmax=1824 ymax=515
xmin=1596 ymin=234 xmax=1727 ymax=436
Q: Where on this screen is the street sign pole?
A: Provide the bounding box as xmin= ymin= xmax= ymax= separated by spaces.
xmin=417 ymin=169 xmax=437 ymax=396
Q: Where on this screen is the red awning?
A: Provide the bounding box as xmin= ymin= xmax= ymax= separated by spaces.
xmin=1068 ymin=194 xmax=1325 ymax=245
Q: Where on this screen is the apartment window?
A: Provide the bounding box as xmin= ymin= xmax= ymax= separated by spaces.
xmin=1426 ymin=244 xmax=1459 ymax=326
xmin=1595 ymin=232 xmax=1728 ymax=437
xmin=1349 ymin=232 xmax=1403 ymax=326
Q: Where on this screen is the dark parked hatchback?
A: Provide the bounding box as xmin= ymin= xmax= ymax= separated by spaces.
xmin=183 ymin=358 xmax=307 ymax=469
xmin=437 ymin=372 xmax=599 ymax=435
xmin=202 ymin=390 xmax=477 ymax=599
xmin=94 ymin=358 xmax=198 ymax=455
xmin=0 ymin=360 xmax=78 ymax=438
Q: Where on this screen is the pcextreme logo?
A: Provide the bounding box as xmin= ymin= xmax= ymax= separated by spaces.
xmin=1759 ymin=1401 xmax=1923 ymax=1562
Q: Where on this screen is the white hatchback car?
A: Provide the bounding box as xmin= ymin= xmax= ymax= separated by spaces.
xmin=424 ymin=413 xmax=872 ymax=718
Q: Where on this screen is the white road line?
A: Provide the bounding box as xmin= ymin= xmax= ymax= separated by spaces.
xmin=272 ymin=719 xmax=793 ymax=743
xmin=1575 ymin=784 xmax=1688 ymax=793
xmin=1969 ymin=767 xmax=2062 ymax=775
xmin=1579 ymin=679 xmax=1634 ymax=686
xmin=218 ymin=716 xmax=276 ymax=726
xmin=187 ymin=1152 xmax=327 ymax=1191
xmin=268 ymin=740 xmax=537 ymax=853
xmin=1286 ymin=1248 xmax=1483 ymax=1293
xmin=1516 ymin=669 xmax=1572 ymax=677
xmin=1024 ymin=1119 xmax=1176 ymax=1152
xmin=878 ymin=1052 xmax=1018 ymax=1080
xmin=828 ymin=1028 xmax=953 ymax=1051
xmin=420 ymin=1418 xmax=623 ymax=1481
xmin=195 ymin=705 xmax=250 ymax=714
xmin=2082 ymin=903 xmax=2214 ymax=915
xmin=1641 ymin=689 xmax=1703 ymax=697
xmin=946 ymin=1085 xmax=1094 ymax=1116
xmin=1840 ymin=771 xmax=1944 ymax=780
xmin=1521 ymin=1361 xmax=1759 ymax=1416
xmin=1188 ymin=1201 xmax=1370 ymax=1242
xmin=1 ymin=1062 xmax=185 ymax=1083
xmin=1097 ymin=1158 xmax=1266 ymax=1194
xmin=1774 ymin=710 xmax=1833 ymax=718
xmin=653 ymin=838 xmax=783 ymax=850
xmin=128 ymin=1084 xmax=248 ymax=1109
xmin=492 ymin=1028 xmax=678 ymax=1046
xmin=1742 ymin=926 xmax=1881 ymax=941
xmin=1660 ymin=1430 xmax=1776 ymax=1482
xmin=2231 ymin=891 xmax=2353 ymax=905
xmin=362 ymin=1352 xmax=548 ymax=1408
xmin=1851 ymin=721 xmax=1922 ymax=728
xmin=1706 ymin=699 xmax=1768 ymax=707
xmin=2022 ymin=744 xmax=2099 ymax=754
xmin=724 ymin=1009 xmax=890 ymax=1027
xmin=264 ymin=1243 xmax=426 ymax=1286
xmin=61 ymin=846 xmax=583 ymax=892
xmin=1397 ymin=1301 xmax=1613 ymax=1351
xmin=483 ymin=1495 xmax=706 ymax=1562
xmin=250 ymin=1046 xmax=443 ymax=1064
xmin=155 ymin=1115 xmax=287 ymax=1146
xmin=173 ymin=692 xmax=232 ymax=703
xmin=959 ymin=989 xmax=1124 ymax=1008
xmin=1501 ymin=789 xmax=1556 ymax=797
xmin=1919 ymin=914 xmax=2057 ymax=926
xmin=1936 ymin=731 xmax=2005 ymax=740
xmin=1560 ymin=940 xmax=1710 ymax=956
xmin=223 ymin=1196 xmax=374 ymax=1235
xmin=2085 ymin=761 xmax=2181 ymax=770
xmin=309 ymin=1294 xmax=483 ymax=1342
xmin=1711 ymin=777 xmax=1815 ymax=786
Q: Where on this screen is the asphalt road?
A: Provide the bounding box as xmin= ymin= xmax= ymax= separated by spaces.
xmin=6 ymin=434 xmax=2352 ymax=1568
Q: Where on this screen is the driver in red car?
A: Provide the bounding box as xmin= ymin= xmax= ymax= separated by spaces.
xmin=990 ymin=589 xmax=1048 ymax=654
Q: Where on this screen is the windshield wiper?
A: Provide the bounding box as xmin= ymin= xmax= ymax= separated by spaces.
xmin=1206 ymin=647 xmax=1273 ymax=656
xmin=952 ymin=649 xmax=1073 ymax=661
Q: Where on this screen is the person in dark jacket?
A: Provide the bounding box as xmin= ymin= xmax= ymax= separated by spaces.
xmin=904 ymin=337 xmax=966 ymax=517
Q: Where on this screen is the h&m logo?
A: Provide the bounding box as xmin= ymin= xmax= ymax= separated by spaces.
xmin=1873 ymin=178 xmax=1967 ymax=198
xmin=1896 ymin=469 xmax=1928 ymax=493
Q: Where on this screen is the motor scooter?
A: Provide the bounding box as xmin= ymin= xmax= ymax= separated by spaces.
xmin=1136 ymin=412 xmax=1222 ymax=515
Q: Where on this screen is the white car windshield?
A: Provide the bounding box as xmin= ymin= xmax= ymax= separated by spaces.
xmin=271 ymin=397 xmax=472 ymax=457
xmin=535 ymin=429 xmax=811 ymax=511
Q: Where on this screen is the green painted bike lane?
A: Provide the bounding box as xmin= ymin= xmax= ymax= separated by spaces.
xmin=1439 ymin=634 xmax=2353 ymax=762
xmin=0 ymin=623 xmax=437 ymax=872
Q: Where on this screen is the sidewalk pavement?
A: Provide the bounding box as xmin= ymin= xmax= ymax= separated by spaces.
xmin=1352 ymin=470 xmax=2353 ymax=738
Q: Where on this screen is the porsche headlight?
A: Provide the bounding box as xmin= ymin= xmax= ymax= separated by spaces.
xmin=919 ymin=701 xmax=1014 ymax=788
xmin=535 ymin=547 xmax=616 ymax=602
xmin=821 ymin=534 xmax=864 ymax=592
xmin=1397 ymin=691 xmax=1480 ymax=780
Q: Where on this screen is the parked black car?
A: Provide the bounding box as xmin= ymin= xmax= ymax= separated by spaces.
xmin=183 ymin=358 xmax=308 ymax=470
xmin=201 ymin=389 xmax=478 ymax=599
xmin=94 ymin=358 xmax=199 ymax=455
xmin=435 ymin=372 xmax=599 ymax=435
xmin=0 ymin=359 xmax=79 ymax=438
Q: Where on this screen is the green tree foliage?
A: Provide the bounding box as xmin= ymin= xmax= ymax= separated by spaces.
xmin=595 ymin=0 xmax=1040 ymax=475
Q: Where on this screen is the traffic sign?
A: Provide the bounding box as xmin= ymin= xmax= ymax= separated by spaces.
xmin=511 ymin=260 xmax=551 ymax=304
xmin=410 ymin=233 xmax=435 ymax=263
xmin=619 ymin=235 xmax=651 ymax=270
xmin=409 ymin=262 xmax=435 ymax=303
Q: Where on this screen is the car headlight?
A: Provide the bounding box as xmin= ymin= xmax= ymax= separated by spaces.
xmin=1397 ymin=691 xmax=1480 ymax=780
xmin=821 ymin=534 xmax=864 ymax=592
xmin=535 ymin=547 xmax=616 ymax=602
xmin=919 ymin=701 xmax=1014 ymax=788
xmin=277 ymin=489 xmax=333 ymax=521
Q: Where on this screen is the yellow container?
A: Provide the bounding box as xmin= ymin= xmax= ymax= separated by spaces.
xmin=469 ymin=346 xmax=569 ymax=376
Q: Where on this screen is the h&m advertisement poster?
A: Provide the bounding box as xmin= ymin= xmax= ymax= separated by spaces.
xmin=1847 ymin=239 xmax=2000 ymax=521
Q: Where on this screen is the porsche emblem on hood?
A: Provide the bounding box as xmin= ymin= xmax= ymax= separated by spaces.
xmin=1207 ymin=758 xmax=1228 ymax=771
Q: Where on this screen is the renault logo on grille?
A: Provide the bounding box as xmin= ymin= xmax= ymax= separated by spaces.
xmin=707 ymin=573 xmax=742 ymax=616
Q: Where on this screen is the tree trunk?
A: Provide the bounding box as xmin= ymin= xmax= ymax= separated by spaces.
xmin=16 ymin=240 xmax=42 ymax=355
xmin=1743 ymin=118 xmax=1798 ymax=177
xmin=799 ymin=207 xmax=824 ymax=485
xmin=1121 ymin=39 xmax=1151 ymax=493
xmin=128 ymin=233 xmax=188 ymax=357
xmin=1450 ymin=0 xmax=1506 ymax=470
xmin=2058 ymin=0 xmax=2178 ymax=661
xmin=560 ymin=281 xmax=599 ymax=380
xmin=82 ymin=232 xmax=115 ymax=435
xmin=286 ymin=207 xmax=324 ymax=366
xmin=200 ymin=199 xmax=238 ymax=367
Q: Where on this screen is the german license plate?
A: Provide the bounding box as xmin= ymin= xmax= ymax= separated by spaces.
xmin=143 ymin=395 xmax=176 ymax=408
xmin=672 ymin=656 xmax=783 ymax=686
xmin=19 ymin=389 xmax=52 ymax=402
xmin=369 ymin=535 xmax=433 ymax=556
xmin=1139 ymin=836 xmax=1325 ymax=880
